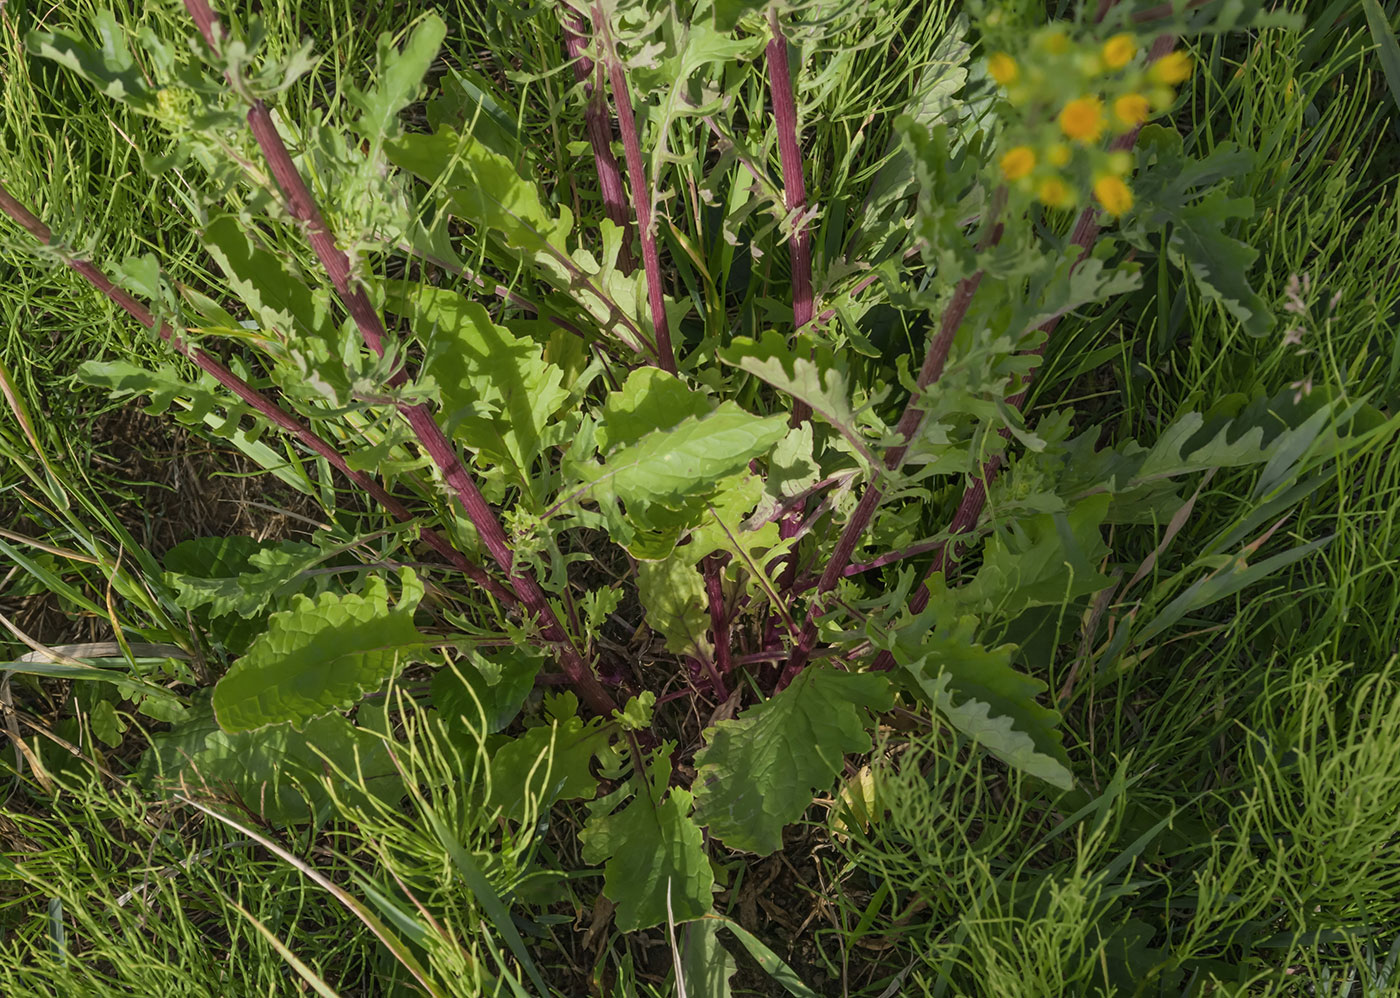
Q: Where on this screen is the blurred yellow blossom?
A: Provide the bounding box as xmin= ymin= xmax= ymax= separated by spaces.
xmin=1102 ymin=34 xmax=1136 ymax=70
xmin=1000 ymin=146 xmax=1037 ymax=180
xmin=1113 ymin=93 xmax=1151 ymax=128
xmin=1059 ymin=97 xmax=1105 ymax=142
xmin=988 ymin=52 xmax=1019 ymax=86
xmin=1093 ymin=175 xmax=1133 ymax=215
xmin=1047 ymin=143 xmax=1072 ymax=167
xmin=1150 ymin=51 xmax=1193 ymax=85
xmin=1037 ymin=177 xmax=1074 ymax=209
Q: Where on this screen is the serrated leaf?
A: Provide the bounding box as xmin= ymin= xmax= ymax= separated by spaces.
xmin=76 ymin=360 xmax=310 ymax=493
xmin=89 ymin=700 xmax=126 ymax=748
xmin=637 ymin=557 xmax=713 ymax=658
xmin=26 ymin=11 xmax=154 ymax=107
xmin=1168 ymin=190 xmax=1273 ymax=337
xmin=580 ymin=752 xmax=713 ymax=931
xmin=383 ymin=282 xmax=568 ymax=486
xmin=213 ymin=570 xmax=431 ymax=732
xmin=719 ymin=332 xmax=875 ymax=467
xmin=351 ymin=15 xmax=446 ymax=147
xmin=954 ymin=494 xmax=1113 ymax=617
xmin=201 ymin=215 xmax=334 ymax=342
xmin=167 ymin=539 xmax=325 ymax=620
xmin=693 ymin=667 xmax=892 ymax=855
xmin=889 ymin=616 xmax=1073 ymax=789
xmin=484 ymin=710 xmax=609 ymax=821
xmin=387 ymin=127 xmax=572 ymax=273
xmin=430 ymin=650 xmax=542 ymax=735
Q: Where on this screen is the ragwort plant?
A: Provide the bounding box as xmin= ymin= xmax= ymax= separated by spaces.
xmin=3 ymin=0 xmax=1398 ymax=990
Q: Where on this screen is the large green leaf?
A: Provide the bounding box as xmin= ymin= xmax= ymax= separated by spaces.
xmin=693 ymin=667 xmax=893 ymax=855
xmin=889 ymin=615 xmax=1073 ymax=789
xmin=213 ymin=570 xmax=431 ymax=732
xmin=719 ymin=332 xmax=876 ymax=467
xmin=140 ymin=700 xmax=400 ymax=825
xmin=595 ymin=367 xmax=714 ymax=454
xmin=577 ymin=404 xmax=788 ymax=514
xmin=580 ymin=752 xmax=714 ymax=931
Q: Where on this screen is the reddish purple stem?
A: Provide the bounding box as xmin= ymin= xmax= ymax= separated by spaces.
xmin=778 ymin=266 xmax=989 ymax=687
xmin=592 ymin=5 xmax=675 ymax=374
xmin=0 ymin=182 xmax=514 ymax=605
xmin=703 ymin=553 xmax=733 ymax=694
xmin=183 ymin=0 xmax=617 ymax=716
xmin=766 ymin=10 xmax=814 ymax=426
xmin=562 ymin=13 xmax=635 ymax=274
xmin=866 ymin=33 xmax=1178 ymax=673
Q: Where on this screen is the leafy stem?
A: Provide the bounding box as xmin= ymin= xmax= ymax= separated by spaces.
xmin=562 ymin=11 xmax=635 ymax=274
xmin=592 ymin=3 xmax=676 ymax=374
xmin=181 ymin=0 xmax=617 ymax=716
xmin=0 ymin=181 xmax=515 ymax=607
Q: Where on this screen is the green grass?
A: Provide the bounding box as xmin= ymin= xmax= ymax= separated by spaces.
xmin=2 ymin=0 xmax=1400 ymax=994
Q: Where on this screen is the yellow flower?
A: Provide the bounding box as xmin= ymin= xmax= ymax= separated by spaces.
xmin=1037 ymin=176 xmax=1074 ymax=209
xmin=1150 ymin=51 xmax=1193 ymax=85
xmin=1113 ymin=93 xmax=1151 ymax=128
xmin=988 ymin=52 xmax=1019 ymax=86
xmin=1039 ymin=28 xmax=1071 ymax=55
xmin=1000 ymin=145 xmax=1036 ymax=181
xmin=1106 ymin=151 xmax=1133 ymax=176
xmin=1093 ymin=174 xmax=1133 ymax=216
xmin=1047 ymin=143 xmax=1072 ymax=167
xmin=1059 ymin=97 xmax=1105 ymax=142
xmin=1102 ymin=34 xmax=1136 ymax=70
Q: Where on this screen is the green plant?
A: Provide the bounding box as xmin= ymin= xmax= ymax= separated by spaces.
xmin=2 ymin=0 xmax=1399 ymax=992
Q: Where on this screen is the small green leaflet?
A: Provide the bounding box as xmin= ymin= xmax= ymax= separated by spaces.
xmin=888 ymin=615 xmax=1073 ymax=789
xmin=350 ymin=15 xmax=446 ymax=150
xmin=213 ymin=569 xmax=432 ymax=732
xmin=580 ymin=750 xmax=714 ymax=931
xmin=693 ymin=667 xmax=893 ymax=855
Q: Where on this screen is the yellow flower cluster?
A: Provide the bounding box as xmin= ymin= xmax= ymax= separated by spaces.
xmin=984 ymin=24 xmax=1196 ymax=219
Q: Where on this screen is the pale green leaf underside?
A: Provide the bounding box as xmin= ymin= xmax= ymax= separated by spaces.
xmin=893 ymin=616 xmax=1073 ymax=789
